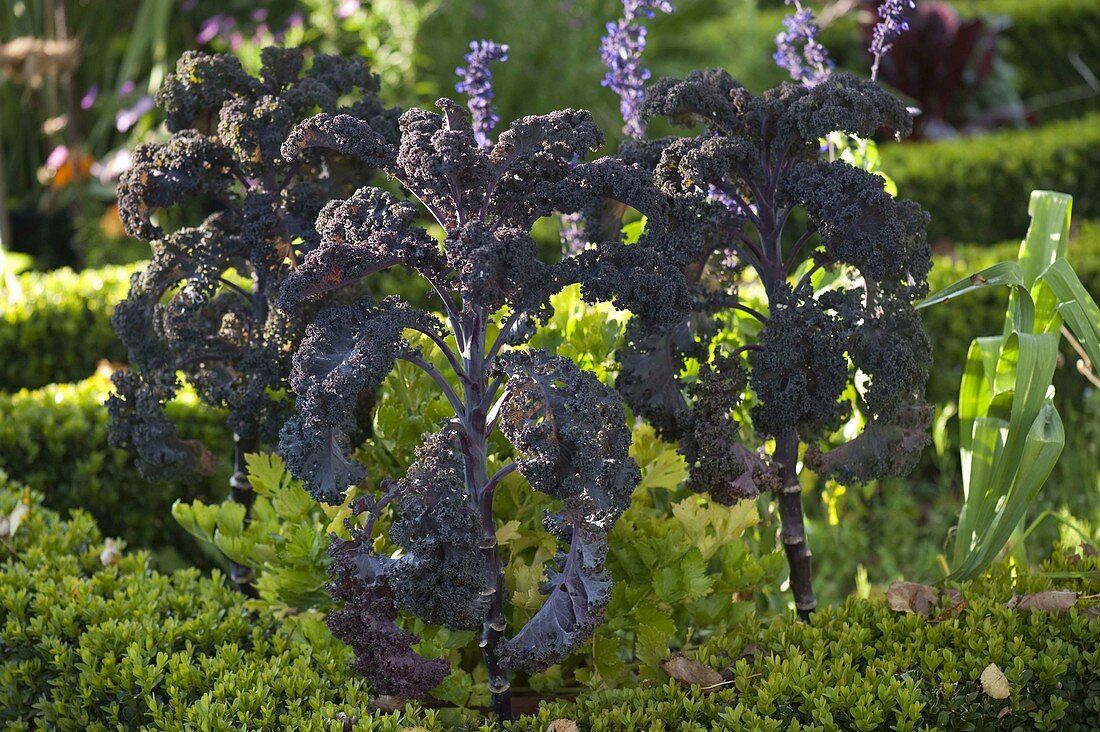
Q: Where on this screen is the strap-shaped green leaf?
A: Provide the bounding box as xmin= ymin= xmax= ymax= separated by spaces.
xmin=1043 ymin=258 xmax=1100 ymax=374
xmin=950 ymin=332 xmax=1061 ymax=579
xmin=1017 ymin=191 xmax=1072 ymax=288
xmin=917 ymin=261 xmax=1024 ymax=310
xmin=951 ymin=402 xmax=1064 ymax=580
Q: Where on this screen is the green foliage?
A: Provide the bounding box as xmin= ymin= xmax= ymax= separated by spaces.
xmin=511 ymin=552 xmax=1100 ymax=732
xmin=0 ymin=264 xmax=132 ymax=391
xmin=921 ymin=191 xmax=1099 ymax=578
xmin=954 ymin=0 xmax=1100 ymax=121
xmin=571 ymin=424 xmax=785 ymax=689
xmin=0 ymin=374 xmax=229 ymax=555
xmin=879 ymin=113 xmax=1100 ymax=244
xmin=0 ymin=481 xmax=480 ymax=731
xmin=173 ymin=452 xmax=349 ymax=613
xmin=5 ymin=478 xmax=1097 ymax=729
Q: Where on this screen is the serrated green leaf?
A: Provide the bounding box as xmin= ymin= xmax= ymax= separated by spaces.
xmin=245 ymin=452 xmax=288 ymax=496
xmin=271 ymin=483 xmax=314 ymax=523
xmin=653 ymin=547 xmax=713 ymax=605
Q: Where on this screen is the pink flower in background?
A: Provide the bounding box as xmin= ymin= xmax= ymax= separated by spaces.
xmin=336 ymin=0 xmax=360 ymax=19
xmin=118 ymin=80 xmax=136 ymax=97
xmin=92 ymin=149 xmax=133 ymax=184
xmin=197 ymin=14 xmax=235 ymax=44
xmin=116 ymin=96 xmax=155 ymax=132
xmin=250 ymin=8 xmax=268 ymax=22
xmin=80 ymin=85 xmax=99 ymax=110
xmin=45 ymin=145 xmax=69 ymax=171
xmin=286 ymin=12 xmax=304 ymax=28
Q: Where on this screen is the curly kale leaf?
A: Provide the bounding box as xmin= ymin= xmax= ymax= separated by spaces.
xmin=501 ymin=524 xmax=613 ymax=673
xmin=114 ymin=48 xmax=398 ymax=475
xmin=117 ymin=133 xmax=235 ymax=241
xmin=784 ymin=161 xmax=931 ymax=291
xmin=387 ymin=428 xmax=490 ymax=630
xmin=750 ymin=287 xmax=851 ymax=440
xmin=494 ymin=350 xmax=638 ymax=672
xmin=806 ymin=400 xmax=932 ymax=483
xmin=280 ymin=187 xmax=442 ymax=309
xmin=685 ymin=355 xmax=777 ymax=502
xmin=106 ymin=369 xmax=217 ymax=481
xmin=497 ymin=349 xmax=638 ymax=528
xmin=280 ymin=298 xmax=441 ymax=503
xmin=281 ymin=112 xmax=395 ymax=170
xmin=614 ymin=321 xmax=693 ymax=440
xmin=327 ymin=514 xmax=449 ymax=698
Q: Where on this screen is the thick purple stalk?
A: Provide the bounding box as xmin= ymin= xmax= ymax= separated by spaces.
xmin=227 ymin=433 xmax=259 ymax=597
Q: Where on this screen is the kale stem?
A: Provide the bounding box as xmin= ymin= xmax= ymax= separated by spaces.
xmin=783 ymin=227 xmax=818 ymax=272
xmin=458 ymin=306 xmax=513 ymax=722
xmin=774 ymin=431 xmax=815 ymax=620
xmin=227 ymin=432 xmax=259 ymax=598
xmin=397 ymin=352 xmax=465 ymax=415
xmin=730 ymin=302 xmax=768 ymax=323
xmin=406 ymin=323 xmax=470 ymax=385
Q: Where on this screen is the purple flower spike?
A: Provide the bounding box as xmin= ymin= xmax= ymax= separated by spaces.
xmin=774 ymin=0 xmax=834 ymax=88
xmin=600 ymin=0 xmax=674 ymax=139
xmin=869 ymin=0 xmax=916 ymax=81
xmin=455 ymin=39 xmax=509 ymax=148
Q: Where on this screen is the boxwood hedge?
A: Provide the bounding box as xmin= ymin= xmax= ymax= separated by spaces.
xmin=2 ymin=482 xmax=1096 ymax=731
xmin=0 ymin=375 xmax=229 ymax=554
xmin=880 ymin=114 xmax=1100 ymax=244
xmin=0 ymin=265 xmax=132 ymax=391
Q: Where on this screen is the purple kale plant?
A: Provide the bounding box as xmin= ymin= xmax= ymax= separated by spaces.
xmin=455 ymin=39 xmax=509 ymax=148
xmin=774 ymin=0 xmax=834 ymax=88
xmin=276 ymin=98 xmax=681 ymax=718
xmin=108 ymin=48 xmax=398 ymax=591
xmin=612 ymin=70 xmax=933 ymax=617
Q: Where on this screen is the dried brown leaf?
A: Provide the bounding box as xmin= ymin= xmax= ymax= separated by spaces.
xmin=1007 ymin=590 xmax=1077 ymax=613
xmin=546 ymin=720 xmax=579 ymax=732
xmin=887 ymin=581 xmax=938 ymax=617
xmin=980 ymin=663 xmax=1010 ymax=699
xmin=660 ymin=653 xmax=724 ymax=689
xmin=370 ymin=695 xmax=407 ymax=712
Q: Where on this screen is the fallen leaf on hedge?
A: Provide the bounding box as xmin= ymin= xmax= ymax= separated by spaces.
xmin=546 ymin=720 xmax=579 ymax=732
xmin=1082 ymin=542 xmax=1098 ymax=557
xmin=660 ymin=653 xmax=724 ymax=689
xmin=1007 ymin=590 xmax=1077 ymax=613
xmin=99 ymin=538 xmax=121 ymax=566
xmin=370 ymin=695 xmax=406 ymax=712
xmin=934 ymin=587 xmax=967 ymax=620
xmin=980 ymin=663 xmax=1010 ymax=699
xmin=887 ymin=581 xmax=938 ymax=617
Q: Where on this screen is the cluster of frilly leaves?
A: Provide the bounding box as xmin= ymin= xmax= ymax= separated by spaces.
xmin=275 ymin=98 xmax=692 ymax=696
xmin=108 ymin=48 xmax=398 ymax=478
xmin=612 ymin=70 xmax=934 ymax=501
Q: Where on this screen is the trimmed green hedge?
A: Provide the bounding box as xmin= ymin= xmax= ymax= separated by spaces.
xmin=515 ymin=558 xmax=1100 ymax=731
xmin=0 ymin=264 xmax=132 ymax=391
xmin=3 ymin=481 xmax=1096 ymax=730
xmin=0 ymin=484 xmax=446 ymax=732
xmin=955 ymin=0 xmax=1100 ymax=121
xmin=880 ymin=114 xmax=1100 ymax=244
xmin=0 ymin=375 xmax=230 ymax=553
